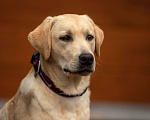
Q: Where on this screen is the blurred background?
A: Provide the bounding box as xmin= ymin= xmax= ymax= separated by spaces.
xmin=0 ymin=0 xmax=150 ymax=119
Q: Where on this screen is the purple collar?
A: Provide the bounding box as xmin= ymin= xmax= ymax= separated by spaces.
xmin=30 ymin=52 xmax=88 ymax=98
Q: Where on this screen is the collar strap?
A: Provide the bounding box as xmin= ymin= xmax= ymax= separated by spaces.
xmin=30 ymin=52 xmax=88 ymax=98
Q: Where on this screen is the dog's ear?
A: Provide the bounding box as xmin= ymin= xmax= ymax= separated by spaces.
xmin=93 ymin=24 xmax=104 ymax=57
xmin=82 ymin=15 xmax=104 ymax=57
xmin=28 ymin=16 xmax=53 ymax=60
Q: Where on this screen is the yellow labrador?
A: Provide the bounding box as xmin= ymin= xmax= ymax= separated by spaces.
xmin=0 ymin=14 xmax=104 ymax=120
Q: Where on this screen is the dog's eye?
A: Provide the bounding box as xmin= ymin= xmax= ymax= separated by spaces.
xmin=59 ymin=35 xmax=71 ymax=41
xmin=87 ymin=35 xmax=94 ymax=41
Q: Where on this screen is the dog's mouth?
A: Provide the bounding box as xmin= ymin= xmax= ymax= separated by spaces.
xmin=63 ymin=68 xmax=93 ymax=76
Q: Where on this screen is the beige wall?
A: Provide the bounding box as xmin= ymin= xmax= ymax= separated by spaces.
xmin=0 ymin=0 xmax=150 ymax=103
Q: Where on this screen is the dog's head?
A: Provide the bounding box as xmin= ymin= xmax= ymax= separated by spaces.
xmin=28 ymin=14 xmax=104 ymax=76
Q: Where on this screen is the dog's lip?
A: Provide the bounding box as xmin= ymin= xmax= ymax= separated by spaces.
xmin=63 ymin=68 xmax=93 ymax=76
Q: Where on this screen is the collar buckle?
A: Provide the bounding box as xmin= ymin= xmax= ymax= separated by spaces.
xmin=34 ymin=60 xmax=40 ymax=77
xmin=30 ymin=51 xmax=40 ymax=77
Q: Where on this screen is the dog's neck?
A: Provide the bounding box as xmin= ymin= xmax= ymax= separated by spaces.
xmin=40 ymin=56 xmax=90 ymax=95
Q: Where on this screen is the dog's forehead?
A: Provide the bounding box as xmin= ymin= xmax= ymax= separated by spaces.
xmin=52 ymin=14 xmax=94 ymax=31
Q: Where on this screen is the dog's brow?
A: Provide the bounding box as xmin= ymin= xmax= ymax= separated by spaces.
xmin=60 ymin=30 xmax=72 ymax=36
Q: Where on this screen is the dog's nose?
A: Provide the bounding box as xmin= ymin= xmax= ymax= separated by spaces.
xmin=79 ymin=53 xmax=94 ymax=66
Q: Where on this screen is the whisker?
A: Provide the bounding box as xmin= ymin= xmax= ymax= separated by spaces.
xmin=95 ymin=58 xmax=104 ymax=76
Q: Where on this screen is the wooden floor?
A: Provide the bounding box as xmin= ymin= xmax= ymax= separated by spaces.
xmin=0 ymin=0 xmax=150 ymax=103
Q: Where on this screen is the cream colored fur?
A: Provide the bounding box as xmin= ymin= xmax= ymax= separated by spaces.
xmin=0 ymin=14 xmax=104 ymax=120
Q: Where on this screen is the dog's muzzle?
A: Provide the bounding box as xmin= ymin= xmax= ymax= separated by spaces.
xmin=79 ymin=53 xmax=94 ymax=66
xmin=64 ymin=53 xmax=94 ymax=76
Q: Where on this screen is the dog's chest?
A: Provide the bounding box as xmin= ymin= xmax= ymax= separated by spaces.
xmin=30 ymin=102 xmax=89 ymax=120
xmin=30 ymin=92 xmax=90 ymax=120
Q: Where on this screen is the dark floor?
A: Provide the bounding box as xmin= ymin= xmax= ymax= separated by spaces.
xmin=1 ymin=99 xmax=150 ymax=120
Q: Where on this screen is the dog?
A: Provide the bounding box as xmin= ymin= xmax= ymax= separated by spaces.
xmin=0 ymin=14 xmax=104 ymax=120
